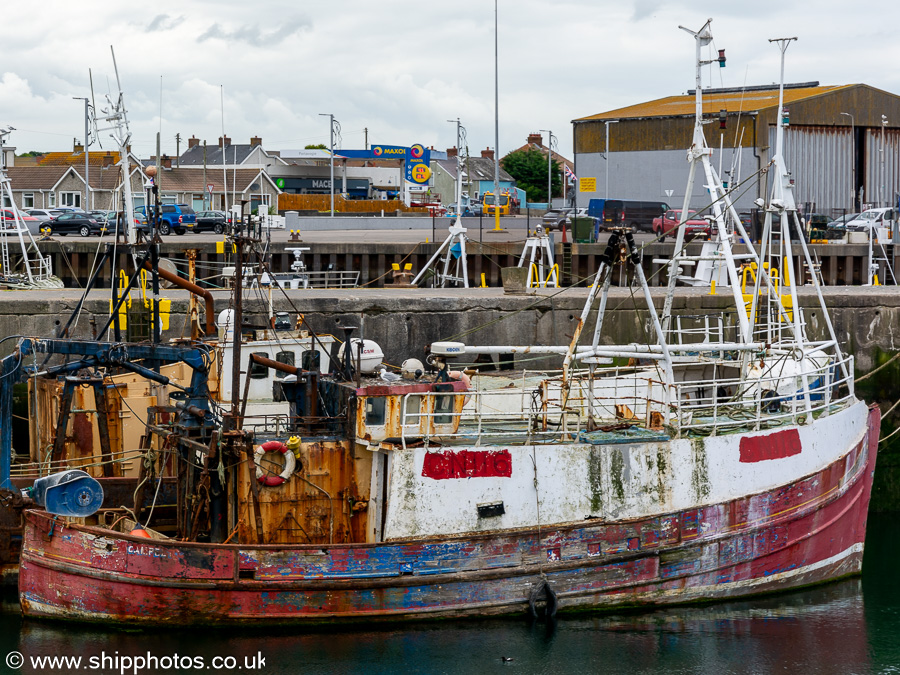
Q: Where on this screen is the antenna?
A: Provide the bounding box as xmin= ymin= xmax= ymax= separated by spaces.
xmin=89 ymin=68 xmax=102 ymax=149
xmin=111 ymin=46 xmax=122 ymax=93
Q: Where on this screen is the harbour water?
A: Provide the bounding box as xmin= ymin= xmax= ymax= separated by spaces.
xmin=1 ymin=511 xmax=897 ymax=675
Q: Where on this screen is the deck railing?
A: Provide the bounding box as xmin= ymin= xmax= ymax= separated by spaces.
xmin=398 ymin=354 xmax=856 ymax=445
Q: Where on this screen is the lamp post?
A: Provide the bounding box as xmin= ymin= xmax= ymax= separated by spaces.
xmin=539 ymin=129 xmax=555 ymax=209
xmin=604 ymin=119 xmax=619 ymax=199
xmin=491 ymin=0 xmax=502 ymax=231
xmin=319 ymin=113 xmax=339 ymax=217
xmin=840 ymin=112 xmax=854 ymax=212
xmin=881 ymin=114 xmax=888 ymax=207
xmin=72 ymin=97 xmax=90 ymax=210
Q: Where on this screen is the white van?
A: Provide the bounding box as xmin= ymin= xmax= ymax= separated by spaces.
xmin=845 ymin=207 xmax=894 ymax=232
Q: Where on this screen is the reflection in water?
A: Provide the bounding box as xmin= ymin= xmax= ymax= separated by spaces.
xmin=2 ymin=512 xmax=898 ymax=675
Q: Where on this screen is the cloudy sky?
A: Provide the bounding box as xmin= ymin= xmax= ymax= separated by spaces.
xmin=1 ymin=0 xmax=897 ymax=161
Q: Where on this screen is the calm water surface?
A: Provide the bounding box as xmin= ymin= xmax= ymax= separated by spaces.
xmin=1 ymin=512 xmax=898 ymax=675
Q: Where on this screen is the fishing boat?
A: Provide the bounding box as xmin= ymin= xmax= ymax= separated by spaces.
xmin=15 ymin=21 xmax=879 ymax=625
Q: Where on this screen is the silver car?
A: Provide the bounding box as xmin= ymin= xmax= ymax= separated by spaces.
xmin=26 ymin=209 xmax=60 ymax=222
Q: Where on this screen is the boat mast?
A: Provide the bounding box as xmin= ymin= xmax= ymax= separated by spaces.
xmin=0 ymin=127 xmax=56 ymax=286
xmin=762 ymin=37 xmax=850 ymax=382
xmin=663 ymin=19 xmax=751 ymax=345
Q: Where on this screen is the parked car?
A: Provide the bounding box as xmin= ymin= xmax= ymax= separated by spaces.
xmin=651 ymin=209 xmax=710 ymax=241
xmin=826 ymin=213 xmax=860 ymax=229
xmin=134 ymin=204 xmax=196 ymax=235
xmin=48 ymin=212 xmax=107 ymax=237
xmin=26 ymin=209 xmax=63 ymax=222
xmin=2 ymin=209 xmax=42 ymax=235
xmin=588 ymin=199 xmax=668 ymax=232
xmin=194 ymin=210 xmax=232 ymax=234
xmin=845 ymin=207 xmax=894 ymax=232
xmin=445 ymin=203 xmax=480 ymax=218
xmin=541 ymin=208 xmax=575 ymax=231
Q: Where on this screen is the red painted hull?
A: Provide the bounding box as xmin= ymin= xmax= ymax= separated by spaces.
xmin=18 ymin=406 xmax=879 ymax=625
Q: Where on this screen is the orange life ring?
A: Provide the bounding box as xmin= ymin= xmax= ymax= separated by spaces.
xmin=254 ymin=440 xmax=296 ymax=487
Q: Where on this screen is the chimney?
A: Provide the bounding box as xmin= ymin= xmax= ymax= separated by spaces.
xmin=73 ymin=138 xmax=84 ymax=153
xmin=447 ymin=147 xmax=458 ymax=158
xmin=527 ymin=132 xmax=543 ymax=146
xmin=188 ymin=135 xmax=200 ymax=149
xmin=481 ymin=148 xmax=494 ymax=160
xmin=162 ymin=155 xmax=172 ymax=170
xmin=219 ymin=136 xmax=231 ymax=148
xmin=103 ymin=152 xmax=114 ymax=167
xmin=250 ymin=136 xmax=262 ymax=147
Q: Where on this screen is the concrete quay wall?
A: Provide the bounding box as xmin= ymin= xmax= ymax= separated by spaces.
xmin=0 ymin=285 xmax=897 ymax=372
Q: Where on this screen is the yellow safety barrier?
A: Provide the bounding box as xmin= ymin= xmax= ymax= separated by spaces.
xmin=139 ymin=269 xmax=172 ymax=330
xmin=215 ymin=239 xmax=237 ymax=254
xmin=109 ymin=270 xmax=131 ymax=329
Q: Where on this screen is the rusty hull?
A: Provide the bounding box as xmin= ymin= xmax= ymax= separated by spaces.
xmin=17 ymin=406 xmax=879 ymax=625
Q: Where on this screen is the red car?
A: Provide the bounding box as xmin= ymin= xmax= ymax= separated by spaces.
xmin=652 ymin=209 xmax=710 ymax=241
xmin=1 ymin=209 xmax=41 ymax=234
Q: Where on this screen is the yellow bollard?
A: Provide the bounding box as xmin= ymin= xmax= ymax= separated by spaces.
xmin=480 ymin=273 xmax=487 ymax=288
xmin=710 ymin=279 xmax=716 ymax=295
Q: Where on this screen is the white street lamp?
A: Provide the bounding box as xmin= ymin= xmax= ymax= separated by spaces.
xmin=319 ymin=113 xmax=340 ymax=217
xmin=539 ymin=129 xmax=555 ymax=209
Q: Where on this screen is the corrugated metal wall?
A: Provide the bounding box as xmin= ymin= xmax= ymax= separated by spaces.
xmin=766 ymin=125 xmax=852 ymax=215
xmin=864 ymin=129 xmax=900 ymax=208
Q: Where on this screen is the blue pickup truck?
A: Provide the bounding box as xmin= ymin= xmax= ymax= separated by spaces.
xmin=134 ymin=204 xmax=197 ymax=235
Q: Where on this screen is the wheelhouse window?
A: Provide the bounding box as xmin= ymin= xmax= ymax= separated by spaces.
xmin=301 ymin=349 xmax=320 ymax=372
xmin=434 ymin=394 xmax=454 ymax=425
xmin=365 ymin=397 xmax=386 ymax=426
xmin=274 ymin=351 xmax=295 ymax=379
xmin=403 ymin=395 xmax=422 ymax=425
xmin=249 ymin=352 xmax=269 ymax=379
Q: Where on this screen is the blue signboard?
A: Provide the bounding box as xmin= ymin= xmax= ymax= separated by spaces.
xmin=335 ymin=144 xmax=432 ymax=184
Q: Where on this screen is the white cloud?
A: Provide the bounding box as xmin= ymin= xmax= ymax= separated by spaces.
xmin=0 ymin=0 xmax=898 ymax=160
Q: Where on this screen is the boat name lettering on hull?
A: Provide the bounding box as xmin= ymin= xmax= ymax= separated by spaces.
xmin=422 ymin=450 xmax=512 ymax=479
xmin=126 ymin=544 xmax=166 ymax=558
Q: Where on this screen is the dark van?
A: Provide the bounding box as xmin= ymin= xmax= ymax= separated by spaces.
xmin=588 ymin=199 xmax=668 ymax=232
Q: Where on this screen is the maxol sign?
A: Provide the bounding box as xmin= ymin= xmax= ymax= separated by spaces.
xmin=404 ymin=144 xmax=431 ymax=184
xmin=341 ymin=144 xmax=432 ymax=184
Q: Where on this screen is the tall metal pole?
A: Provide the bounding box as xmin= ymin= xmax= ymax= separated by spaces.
xmin=604 ymin=120 xmax=618 ymax=198
xmin=841 ymin=112 xmax=855 ymax=212
xmin=881 ymin=114 xmax=888 ymax=207
xmin=492 ymin=0 xmax=501 ymax=230
xmin=540 ymin=129 xmax=554 ymax=208
xmin=73 ymin=98 xmax=90 ymax=209
xmin=320 ymin=113 xmax=335 ymax=217
xmin=221 ymin=85 xmax=228 ymax=214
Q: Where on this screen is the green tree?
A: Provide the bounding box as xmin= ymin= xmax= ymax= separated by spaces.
xmin=501 ymin=148 xmax=561 ymax=204
xmin=305 ymin=143 xmax=327 ymax=150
